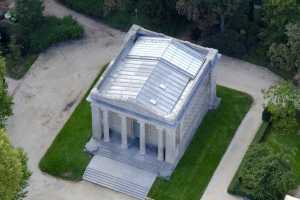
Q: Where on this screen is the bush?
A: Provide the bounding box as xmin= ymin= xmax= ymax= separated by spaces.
xmin=229 ymin=144 xmax=297 ymax=200
xmin=59 ymin=0 xmax=104 ymax=18
xmin=262 ymin=107 xmax=272 ymax=122
xmin=15 ymin=0 xmax=44 ymax=32
xmin=0 ymin=129 xmax=31 ymax=200
xmin=202 ymin=30 xmax=247 ymax=58
xmin=27 ymin=16 xmax=84 ymax=53
xmin=264 ymin=81 xmax=300 ymax=134
xmin=0 ymin=56 xmax=13 ymax=128
xmin=58 ymin=0 xmax=188 ymax=35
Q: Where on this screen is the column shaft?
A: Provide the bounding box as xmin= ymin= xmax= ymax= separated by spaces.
xmin=121 ymin=115 xmax=128 ymax=149
xmin=103 ymin=109 xmax=110 ymax=142
xmin=91 ymin=104 xmax=102 ymax=141
xmin=165 ymin=128 xmax=177 ymax=164
xmin=139 ymin=121 xmax=146 ymax=155
xmin=157 ymin=127 xmax=164 ymax=161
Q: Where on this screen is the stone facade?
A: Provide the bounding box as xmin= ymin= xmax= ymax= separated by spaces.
xmin=85 ymin=25 xmax=221 ymax=176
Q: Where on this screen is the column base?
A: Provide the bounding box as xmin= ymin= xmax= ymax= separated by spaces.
xmin=121 ymin=143 xmax=128 ymax=149
xmin=209 ymin=97 xmax=221 ymax=110
xmin=85 ymin=138 xmax=99 ymax=154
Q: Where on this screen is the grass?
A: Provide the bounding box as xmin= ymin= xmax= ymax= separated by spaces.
xmin=149 ymin=86 xmax=252 ymax=200
xmin=39 ymin=65 xmax=106 ymax=181
xmin=39 ymin=67 xmax=252 ymax=190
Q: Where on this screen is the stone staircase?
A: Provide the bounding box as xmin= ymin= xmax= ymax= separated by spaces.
xmin=83 ymin=156 xmax=156 ymax=200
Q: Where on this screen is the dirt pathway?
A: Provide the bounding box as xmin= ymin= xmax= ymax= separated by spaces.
xmin=7 ymin=1 xmax=133 ymax=199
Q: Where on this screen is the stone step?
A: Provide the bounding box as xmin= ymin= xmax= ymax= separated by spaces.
xmin=83 ymin=156 xmax=156 ymax=200
xmin=84 ymin=168 xmax=148 ymax=193
xmin=84 ymin=168 xmax=148 ymax=199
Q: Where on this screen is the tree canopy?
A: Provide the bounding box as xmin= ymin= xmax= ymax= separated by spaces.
xmin=262 ymin=0 xmax=300 ymax=46
xmin=0 ymin=129 xmax=31 ymax=200
xmin=15 ymin=0 xmax=44 ymax=32
xmin=176 ymin=0 xmax=242 ymax=33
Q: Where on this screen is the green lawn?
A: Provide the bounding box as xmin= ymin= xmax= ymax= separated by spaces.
xmin=39 ymin=70 xmax=252 ymax=194
xmin=39 ymin=66 xmax=106 ymax=181
xmin=149 ymin=87 xmax=252 ymax=200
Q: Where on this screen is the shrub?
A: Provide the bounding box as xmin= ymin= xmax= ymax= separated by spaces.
xmin=15 ymin=0 xmax=44 ymax=32
xmin=59 ymin=0 xmax=104 ymax=18
xmin=229 ymin=144 xmax=297 ymax=200
xmin=264 ymin=81 xmax=300 ymax=134
xmin=268 ymin=23 xmax=300 ymax=73
xmin=262 ymin=107 xmax=272 ymax=122
xmin=0 ymin=129 xmax=31 ymax=200
xmin=202 ymin=30 xmax=247 ymax=58
xmin=0 ymin=55 xmax=12 ymax=128
xmin=28 ymin=16 xmax=84 ymax=53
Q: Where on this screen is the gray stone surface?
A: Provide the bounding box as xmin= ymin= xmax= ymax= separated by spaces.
xmin=5 ymin=1 xmax=280 ymax=200
xmin=83 ymin=156 xmax=156 ymax=199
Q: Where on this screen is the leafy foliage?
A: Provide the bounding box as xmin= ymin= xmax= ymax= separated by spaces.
xmin=176 ymin=0 xmax=243 ymax=33
xmin=264 ymin=81 xmax=300 ymax=134
xmin=269 ymin=23 xmax=300 ymax=73
xmin=0 ymin=129 xmax=31 ymax=200
xmin=27 ymin=16 xmax=84 ymax=54
xmin=202 ymin=29 xmax=247 ymax=58
xmin=0 ymin=0 xmax=84 ymax=79
xmin=0 ymin=56 xmax=12 ymax=128
xmin=229 ymin=144 xmax=297 ymax=200
xmin=15 ymin=0 xmax=44 ymax=32
xmin=261 ymin=0 xmax=300 ymax=46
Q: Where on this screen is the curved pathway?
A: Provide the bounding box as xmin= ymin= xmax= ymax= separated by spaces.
xmin=6 ymin=1 xmax=280 ymax=200
xmin=201 ymin=56 xmax=280 ymax=200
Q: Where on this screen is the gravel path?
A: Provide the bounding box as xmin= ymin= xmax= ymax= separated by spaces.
xmin=6 ymin=1 xmax=280 ymax=200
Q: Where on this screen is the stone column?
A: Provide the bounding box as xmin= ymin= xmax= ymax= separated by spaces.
xmin=157 ymin=127 xmax=164 ymax=161
xmin=103 ymin=109 xmax=110 ymax=142
xmin=91 ymin=104 xmax=102 ymax=141
xmin=139 ymin=120 xmax=146 ymax=155
xmin=165 ymin=128 xmax=176 ymax=164
xmin=121 ymin=115 xmax=128 ymax=149
xmin=209 ymin=67 xmax=217 ymax=109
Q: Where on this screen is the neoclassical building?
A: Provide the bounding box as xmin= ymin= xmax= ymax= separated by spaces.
xmin=85 ymin=25 xmax=221 ymax=179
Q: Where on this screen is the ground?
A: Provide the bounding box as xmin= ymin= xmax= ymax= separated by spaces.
xmin=5 ymin=0 xmax=280 ymax=200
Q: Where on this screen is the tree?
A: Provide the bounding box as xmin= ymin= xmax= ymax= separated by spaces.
xmin=0 ymin=55 xmax=12 ymax=128
xmin=232 ymin=144 xmax=297 ymax=200
xmin=264 ymin=81 xmax=300 ymax=134
xmin=15 ymin=0 xmax=44 ymax=32
xmin=176 ymin=0 xmax=242 ymax=33
xmin=0 ymin=129 xmax=31 ymax=200
xmin=103 ymin=0 xmax=122 ymax=16
xmin=269 ymin=23 xmax=300 ymax=73
xmin=261 ymin=0 xmax=300 ymax=46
